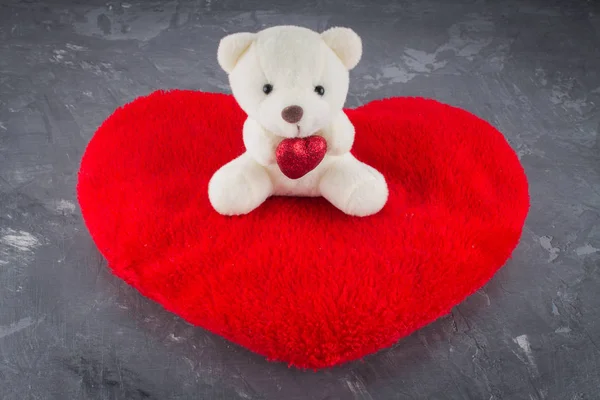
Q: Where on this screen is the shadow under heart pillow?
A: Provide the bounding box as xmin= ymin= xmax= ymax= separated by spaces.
xmin=77 ymin=89 xmax=529 ymax=369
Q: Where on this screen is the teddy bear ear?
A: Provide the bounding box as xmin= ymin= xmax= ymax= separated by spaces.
xmin=321 ymin=27 xmax=362 ymax=70
xmin=217 ymin=32 xmax=257 ymax=74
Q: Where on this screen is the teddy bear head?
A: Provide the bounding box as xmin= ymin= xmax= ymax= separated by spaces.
xmin=217 ymin=25 xmax=362 ymax=138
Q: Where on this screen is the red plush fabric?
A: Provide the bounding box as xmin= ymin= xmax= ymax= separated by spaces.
xmin=77 ymin=90 xmax=529 ymax=369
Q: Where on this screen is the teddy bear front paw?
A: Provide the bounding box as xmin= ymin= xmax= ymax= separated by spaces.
xmin=208 ymin=154 xmax=273 ymax=216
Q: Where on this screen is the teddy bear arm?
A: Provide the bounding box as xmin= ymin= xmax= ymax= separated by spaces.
xmin=243 ymin=118 xmax=277 ymax=166
xmin=323 ymin=111 xmax=355 ymax=156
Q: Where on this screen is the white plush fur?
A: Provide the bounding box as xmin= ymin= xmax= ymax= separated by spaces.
xmin=209 ymin=25 xmax=388 ymax=217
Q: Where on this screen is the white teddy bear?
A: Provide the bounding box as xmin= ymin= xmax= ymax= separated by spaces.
xmin=208 ymin=25 xmax=389 ymax=217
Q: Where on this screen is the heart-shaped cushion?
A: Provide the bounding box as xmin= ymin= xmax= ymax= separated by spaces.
xmin=77 ymin=90 xmax=529 ymax=369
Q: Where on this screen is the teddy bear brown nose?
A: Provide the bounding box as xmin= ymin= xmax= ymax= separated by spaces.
xmin=281 ymin=105 xmax=303 ymax=124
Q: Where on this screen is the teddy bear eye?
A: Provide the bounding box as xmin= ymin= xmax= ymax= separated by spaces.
xmin=263 ymin=84 xmax=273 ymax=94
xmin=314 ymin=85 xmax=325 ymax=96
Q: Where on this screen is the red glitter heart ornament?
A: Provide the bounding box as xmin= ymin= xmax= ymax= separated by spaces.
xmin=275 ymin=136 xmax=327 ymax=179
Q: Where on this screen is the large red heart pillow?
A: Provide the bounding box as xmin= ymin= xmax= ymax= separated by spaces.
xmin=77 ymin=90 xmax=529 ymax=369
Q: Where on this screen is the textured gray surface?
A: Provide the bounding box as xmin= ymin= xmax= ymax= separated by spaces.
xmin=1 ymin=0 xmax=599 ymax=399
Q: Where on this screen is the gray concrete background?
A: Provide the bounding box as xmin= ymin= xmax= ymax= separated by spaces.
xmin=1 ymin=0 xmax=599 ymax=399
